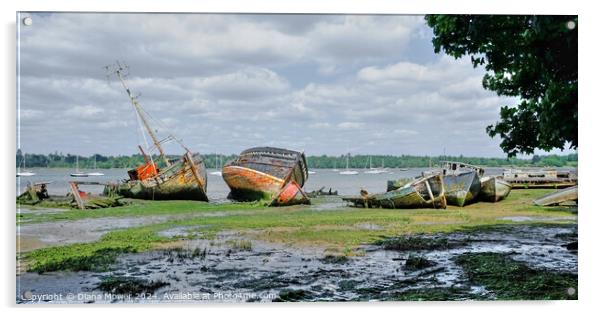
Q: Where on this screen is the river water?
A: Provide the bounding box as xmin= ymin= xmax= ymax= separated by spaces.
xmin=16 ymin=167 xmax=510 ymax=200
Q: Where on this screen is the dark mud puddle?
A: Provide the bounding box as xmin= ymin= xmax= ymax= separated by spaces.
xmin=17 ymin=224 xmax=577 ymax=303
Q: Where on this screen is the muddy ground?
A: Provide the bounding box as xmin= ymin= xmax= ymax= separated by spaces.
xmin=17 ymin=223 xmax=577 ymax=303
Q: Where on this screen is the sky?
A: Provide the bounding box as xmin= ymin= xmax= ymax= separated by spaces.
xmin=17 ymin=13 xmax=574 ymax=158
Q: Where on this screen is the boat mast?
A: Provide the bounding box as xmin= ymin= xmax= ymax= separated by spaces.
xmin=112 ymin=64 xmax=171 ymax=167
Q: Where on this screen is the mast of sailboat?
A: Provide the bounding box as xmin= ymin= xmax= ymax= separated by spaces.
xmin=112 ymin=64 xmax=171 ymax=167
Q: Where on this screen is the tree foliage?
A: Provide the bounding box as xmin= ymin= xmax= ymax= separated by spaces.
xmin=425 ymin=15 xmax=577 ymax=156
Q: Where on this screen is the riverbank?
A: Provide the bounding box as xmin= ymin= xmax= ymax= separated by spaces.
xmin=16 ymin=189 xmax=577 ymax=302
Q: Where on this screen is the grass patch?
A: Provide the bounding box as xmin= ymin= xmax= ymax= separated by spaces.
xmin=24 ymin=227 xmax=168 ymax=272
xmin=455 ymin=252 xmax=577 ymax=300
xmin=18 ymin=200 xmax=267 ymax=224
xmin=227 ymin=239 xmax=253 ymax=251
xmin=98 ymin=276 xmax=169 ymax=296
xmin=20 ymin=189 xmax=577 ymax=273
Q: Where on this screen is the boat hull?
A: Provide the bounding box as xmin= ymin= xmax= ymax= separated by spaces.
xmin=271 ymin=180 xmax=310 ymax=206
xmin=222 ymin=147 xmax=310 ymax=206
xmin=344 ymin=174 xmax=446 ymax=209
xmin=443 ymin=171 xmax=481 ymax=207
xmin=109 ymin=152 xmax=208 ymax=201
xmin=222 ymin=165 xmax=284 ymax=201
xmin=533 ymin=186 xmax=578 ymax=206
xmin=479 ymin=176 xmax=512 ymax=202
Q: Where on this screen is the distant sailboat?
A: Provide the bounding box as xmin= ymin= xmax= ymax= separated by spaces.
xmin=364 ymin=156 xmax=386 ymax=174
xmin=16 ymin=153 xmax=36 ymax=177
xmin=340 ymin=154 xmax=358 ymax=175
xmin=71 ymin=156 xmax=88 ymax=177
xmin=209 ymin=153 xmax=222 ymax=176
xmin=87 ymin=156 xmax=105 ymax=176
xmin=332 ymin=160 xmax=340 ymax=172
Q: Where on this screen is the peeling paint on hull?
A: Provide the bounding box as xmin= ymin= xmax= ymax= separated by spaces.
xmin=443 ymin=171 xmax=481 ymax=207
xmin=221 ymin=147 xmax=310 ymax=206
xmin=109 ymin=152 xmax=208 ymax=202
xmin=480 ymin=177 xmax=512 ymax=202
xmin=222 ymin=165 xmax=283 ymax=201
xmin=344 ymin=174 xmax=446 ymax=209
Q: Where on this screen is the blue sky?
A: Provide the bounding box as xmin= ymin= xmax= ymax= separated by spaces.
xmin=17 ymin=13 xmax=574 ymax=158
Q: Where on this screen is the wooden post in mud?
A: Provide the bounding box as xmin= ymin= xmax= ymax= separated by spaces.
xmin=185 ymin=152 xmax=205 ymax=192
xmin=69 ymin=182 xmax=85 ymax=210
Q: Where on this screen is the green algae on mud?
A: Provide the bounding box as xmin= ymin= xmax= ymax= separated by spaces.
xmin=23 ymin=227 xmax=169 ymax=273
xmin=17 ymin=200 xmax=267 ymax=224
xmin=19 ymin=190 xmax=577 ymax=273
xmin=98 ymin=276 xmax=169 ymax=296
xmin=455 ymin=252 xmax=578 ymax=300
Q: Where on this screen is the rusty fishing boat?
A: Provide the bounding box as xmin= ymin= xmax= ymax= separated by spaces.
xmin=343 ymin=173 xmax=447 ymax=209
xmin=104 ymin=63 xmax=208 ymax=201
xmin=479 ymin=176 xmax=512 ymax=202
xmin=424 ymin=161 xmax=483 ymax=207
xmin=222 ymin=147 xmax=310 ymax=206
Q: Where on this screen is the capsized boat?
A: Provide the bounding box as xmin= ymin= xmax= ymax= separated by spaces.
xmin=479 ymin=176 xmax=512 ymax=202
xmin=533 ymin=186 xmax=578 ymax=206
xmin=222 ymin=147 xmax=310 ymax=206
xmin=425 ymin=161 xmax=484 ymax=207
xmin=103 ymin=63 xmax=208 ymax=201
xmin=343 ymin=174 xmax=447 ymax=209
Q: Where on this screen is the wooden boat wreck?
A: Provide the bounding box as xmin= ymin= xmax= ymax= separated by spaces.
xmin=307 ymin=186 xmax=338 ymax=198
xmin=479 ymin=176 xmax=512 ymax=202
xmin=503 ymin=168 xmax=577 ymax=189
xmin=424 ymin=161 xmax=484 ymax=207
xmin=533 ymin=186 xmax=578 ymax=206
xmin=222 ymin=147 xmax=310 ymax=206
xmin=70 ymin=181 xmax=124 ymax=209
xmin=17 ymin=181 xmax=123 ymax=209
xmin=104 ymin=63 xmax=208 ymax=201
xmin=343 ymin=174 xmax=447 ymax=209
xmin=17 ymin=182 xmax=51 ymax=204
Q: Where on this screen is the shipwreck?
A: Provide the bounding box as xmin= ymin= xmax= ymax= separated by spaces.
xmin=222 ymin=147 xmax=310 ymax=206
xmin=424 ymin=161 xmax=484 ymax=207
xmin=343 ymin=173 xmax=447 ymax=209
xmin=479 ymin=176 xmax=512 ymax=202
xmin=103 ymin=63 xmax=208 ymax=201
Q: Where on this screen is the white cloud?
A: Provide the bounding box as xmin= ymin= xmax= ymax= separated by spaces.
xmin=189 ymin=68 xmax=290 ymax=99
xmin=17 ymin=13 xmax=530 ymax=157
xmin=65 ymin=105 xmax=104 ymax=118
xmin=337 ymin=122 xmax=365 ymax=130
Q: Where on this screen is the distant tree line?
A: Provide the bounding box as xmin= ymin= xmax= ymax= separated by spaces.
xmin=16 ymin=150 xmax=577 ymax=169
xmin=306 ymin=154 xmax=577 ymax=169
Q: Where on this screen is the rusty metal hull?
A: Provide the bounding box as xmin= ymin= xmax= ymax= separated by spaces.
xmin=110 ymin=152 xmax=208 ymax=201
xmin=222 ymin=147 xmax=309 ymax=205
xmin=344 ymin=174 xmax=447 ymax=209
xmin=443 ymin=171 xmax=481 ymax=207
xmin=479 ymin=176 xmax=512 ymax=202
